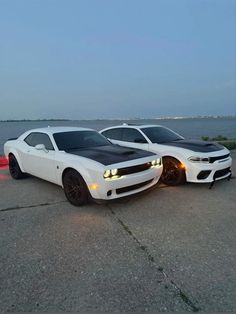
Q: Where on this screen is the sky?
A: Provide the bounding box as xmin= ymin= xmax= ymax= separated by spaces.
xmin=0 ymin=0 xmax=236 ymax=120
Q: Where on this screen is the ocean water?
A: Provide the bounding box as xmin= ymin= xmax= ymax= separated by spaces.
xmin=0 ymin=117 xmax=236 ymax=155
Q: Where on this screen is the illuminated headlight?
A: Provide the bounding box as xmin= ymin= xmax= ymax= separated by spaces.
xmin=156 ymin=158 xmax=162 ymax=166
xmin=188 ymin=156 xmax=210 ymax=163
xmin=151 ymin=158 xmax=162 ymax=166
xmin=111 ymin=169 xmax=118 ymax=176
xmin=104 ymin=169 xmax=111 ymax=178
xmin=103 ymin=169 xmax=120 ymax=179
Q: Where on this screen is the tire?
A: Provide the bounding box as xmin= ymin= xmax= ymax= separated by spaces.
xmin=9 ymin=154 xmax=26 ymax=179
xmin=63 ymin=169 xmax=89 ymax=206
xmin=161 ymin=157 xmax=186 ymax=186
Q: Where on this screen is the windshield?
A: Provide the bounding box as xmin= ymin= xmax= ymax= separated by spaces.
xmin=142 ymin=127 xmax=183 ymax=143
xmin=53 ymin=131 xmax=111 ymax=151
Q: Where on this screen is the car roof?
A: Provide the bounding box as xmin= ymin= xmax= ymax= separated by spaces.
xmin=104 ymin=124 xmax=164 ymax=129
xmin=25 ymin=126 xmax=94 ymax=135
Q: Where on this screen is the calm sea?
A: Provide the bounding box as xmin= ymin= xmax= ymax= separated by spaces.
xmin=0 ymin=117 xmax=236 ymax=154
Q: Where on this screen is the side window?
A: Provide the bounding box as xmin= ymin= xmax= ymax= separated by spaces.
xmin=24 ymin=133 xmax=54 ymax=150
xmin=102 ymin=128 xmax=123 ymax=140
xmin=122 ymin=128 xmax=147 ymax=143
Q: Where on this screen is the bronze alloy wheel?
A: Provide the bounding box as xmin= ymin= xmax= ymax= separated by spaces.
xmin=161 ymin=157 xmax=186 ymax=186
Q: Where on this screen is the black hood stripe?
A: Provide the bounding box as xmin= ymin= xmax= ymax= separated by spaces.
xmin=66 ymin=145 xmax=156 ymax=166
xmin=163 ymin=140 xmax=224 ymax=153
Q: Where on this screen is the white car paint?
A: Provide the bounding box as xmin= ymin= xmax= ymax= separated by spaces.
xmin=4 ymin=127 xmax=163 ymax=202
xmin=100 ymin=124 xmax=232 ymax=183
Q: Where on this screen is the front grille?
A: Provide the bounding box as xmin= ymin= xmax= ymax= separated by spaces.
xmin=116 ymin=179 xmax=153 ymax=195
xmin=118 ymin=162 xmax=152 ymax=176
xmin=209 ymin=154 xmax=230 ymax=163
xmin=213 ymin=167 xmax=231 ymax=179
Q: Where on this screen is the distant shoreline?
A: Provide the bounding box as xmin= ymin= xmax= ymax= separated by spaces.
xmin=1 ymin=115 xmax=236 ymax=122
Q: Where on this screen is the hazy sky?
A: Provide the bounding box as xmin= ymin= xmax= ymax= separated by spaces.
xmin=0 ymin=0 xmax=236 ymax=120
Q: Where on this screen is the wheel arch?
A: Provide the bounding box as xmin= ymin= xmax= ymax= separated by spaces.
xmin=162 ymin=155 xmax=187 ymax=171
xmin=8 ymin=150 xmax=25 ymax=172
xmin=161 ymin=153 xmax=187 ymax=168
xmin=61 ymin=167 xmax=89 ymax=188
xmin=161 ymin=155 xmax=187 ymax=185
xmin=62 ymin=167 xmax=91 ymax=206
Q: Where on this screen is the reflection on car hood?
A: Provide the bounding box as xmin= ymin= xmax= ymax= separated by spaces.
xmin=65 ymin=145 xmax=156 ymax=166
xmin=162 ymin=140 xmax=225 ymax=153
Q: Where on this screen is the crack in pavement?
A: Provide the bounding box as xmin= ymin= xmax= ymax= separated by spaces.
xmin=0 ymin=201 xmax=67 ymax=212
xmin=108 ymin=205 xmax=200 ymax=312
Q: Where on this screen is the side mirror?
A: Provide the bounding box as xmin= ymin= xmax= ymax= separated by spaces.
xmin=35 ymin=144 xmax=48 ymax=152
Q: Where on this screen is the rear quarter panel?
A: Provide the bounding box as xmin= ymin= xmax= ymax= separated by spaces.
xmin=4 ymin=139 xmax=26 ymax=172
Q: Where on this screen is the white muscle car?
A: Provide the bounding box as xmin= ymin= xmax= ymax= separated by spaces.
xmin=4 ymin=127 xmax=162 ymax=206
xmin=100 ymin=124 xmax=232 ymax=186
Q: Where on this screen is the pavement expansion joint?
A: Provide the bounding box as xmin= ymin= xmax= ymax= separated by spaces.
xmin=0 ymin=200 xmax=67 ymax=212
xmin=108 ymin=205 xmax=200 ymax=312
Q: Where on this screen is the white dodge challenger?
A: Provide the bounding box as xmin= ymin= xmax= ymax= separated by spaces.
xmin=100 ymin=124 xmax=232 ymax=186
xmin=4 ymin=127 xmax=162 ymax=205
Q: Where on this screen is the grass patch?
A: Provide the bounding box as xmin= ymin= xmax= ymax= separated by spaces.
xmin=216 ymin=140 xmax=236 ymax=150
xmin=201 ymin=135 xmax=236 ymax=150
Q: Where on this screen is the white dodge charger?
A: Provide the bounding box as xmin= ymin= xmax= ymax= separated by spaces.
xmin=100 ymin=124 xmax=232 ymax=186
xmin=4 ymin=127 xmax=162 ymax=206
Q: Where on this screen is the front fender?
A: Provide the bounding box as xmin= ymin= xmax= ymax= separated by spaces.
xmin=59 ymin=160 xmax=104 ymax=188
xmin=161 ymin=151 xmax=186 ymax=164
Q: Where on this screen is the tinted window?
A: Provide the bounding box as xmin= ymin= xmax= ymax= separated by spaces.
xmin=24 ymin=132 xmax=54 ymax=150
xmin=142 ymin=127 xmax=183 ymax=143
xmin=122 ymin=128 xmax=147 ymax=143
xmin=53 ymin=131 xmax=111 ymax=151
xmin=102 ymin=128 xmax=123 ymax=140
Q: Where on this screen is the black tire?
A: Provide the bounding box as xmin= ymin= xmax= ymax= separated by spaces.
xmin=161 ymin=157 xmax=186 ymax=186
xmin=63 ymin=169 xmax=89 ymax=206
xmin=9 ymin=154 xmax=26 ymax=179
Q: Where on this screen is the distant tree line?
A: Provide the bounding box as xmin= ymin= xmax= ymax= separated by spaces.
xmin=0 ymin=119 xmax=71 ymax=122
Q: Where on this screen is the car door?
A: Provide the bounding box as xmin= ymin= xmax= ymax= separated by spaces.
xmin=21 ymin=132 xmax=57 ymax=183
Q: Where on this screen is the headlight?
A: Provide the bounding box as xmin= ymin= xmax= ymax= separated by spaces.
xmin=111 ymin=169 xmax=118 ymax=176
xmin=103 ymin=169 xmax=120 ymax=179
xmin=151 ymin=158 xmax=162 ymax=166
xmin=104 ymin=169 xmax=111 ymax=178
xmin=188 ymin=156 xmax=210 ymax=163
xmin=156 ymin=158 xmax=161 ymax=166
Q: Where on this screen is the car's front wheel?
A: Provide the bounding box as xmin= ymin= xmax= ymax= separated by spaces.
xmin=161 ymin=157 xmax=186 ymax=186
xmin=63 ymin=169 xmax=89 ymax=206
xmin=8 ymin=154 xmax=26 ymax=179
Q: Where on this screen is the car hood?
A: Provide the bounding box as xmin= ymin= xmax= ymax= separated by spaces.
xmin=161 ymin=139 xmax=225 ymax=153
xmin=65 ymin=145 xmax=156 ymax=166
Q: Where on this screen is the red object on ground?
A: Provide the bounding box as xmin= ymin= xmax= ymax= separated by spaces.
xmin=0 ymin=156 xmax=8 ymax=168
xmin=0 ymin=173 xmax=10 ymax=181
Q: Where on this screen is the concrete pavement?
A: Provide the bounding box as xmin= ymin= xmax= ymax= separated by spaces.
xmin=0 ymin=151 xmax=235 ymax=312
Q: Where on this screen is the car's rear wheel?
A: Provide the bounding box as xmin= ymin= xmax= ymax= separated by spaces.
xmin=9 ymin=154 xmax=26 ymax=179
xmin=63 ymin=169 xmax=89 ymax=206
xmin=161 ymin=157 xmax=186 ymax=186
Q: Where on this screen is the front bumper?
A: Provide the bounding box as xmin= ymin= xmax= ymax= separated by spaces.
xmin=185 ymin=157 xmax=232 ymax=183
xmin=88 ymin=165 xmax=162 ymax=200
